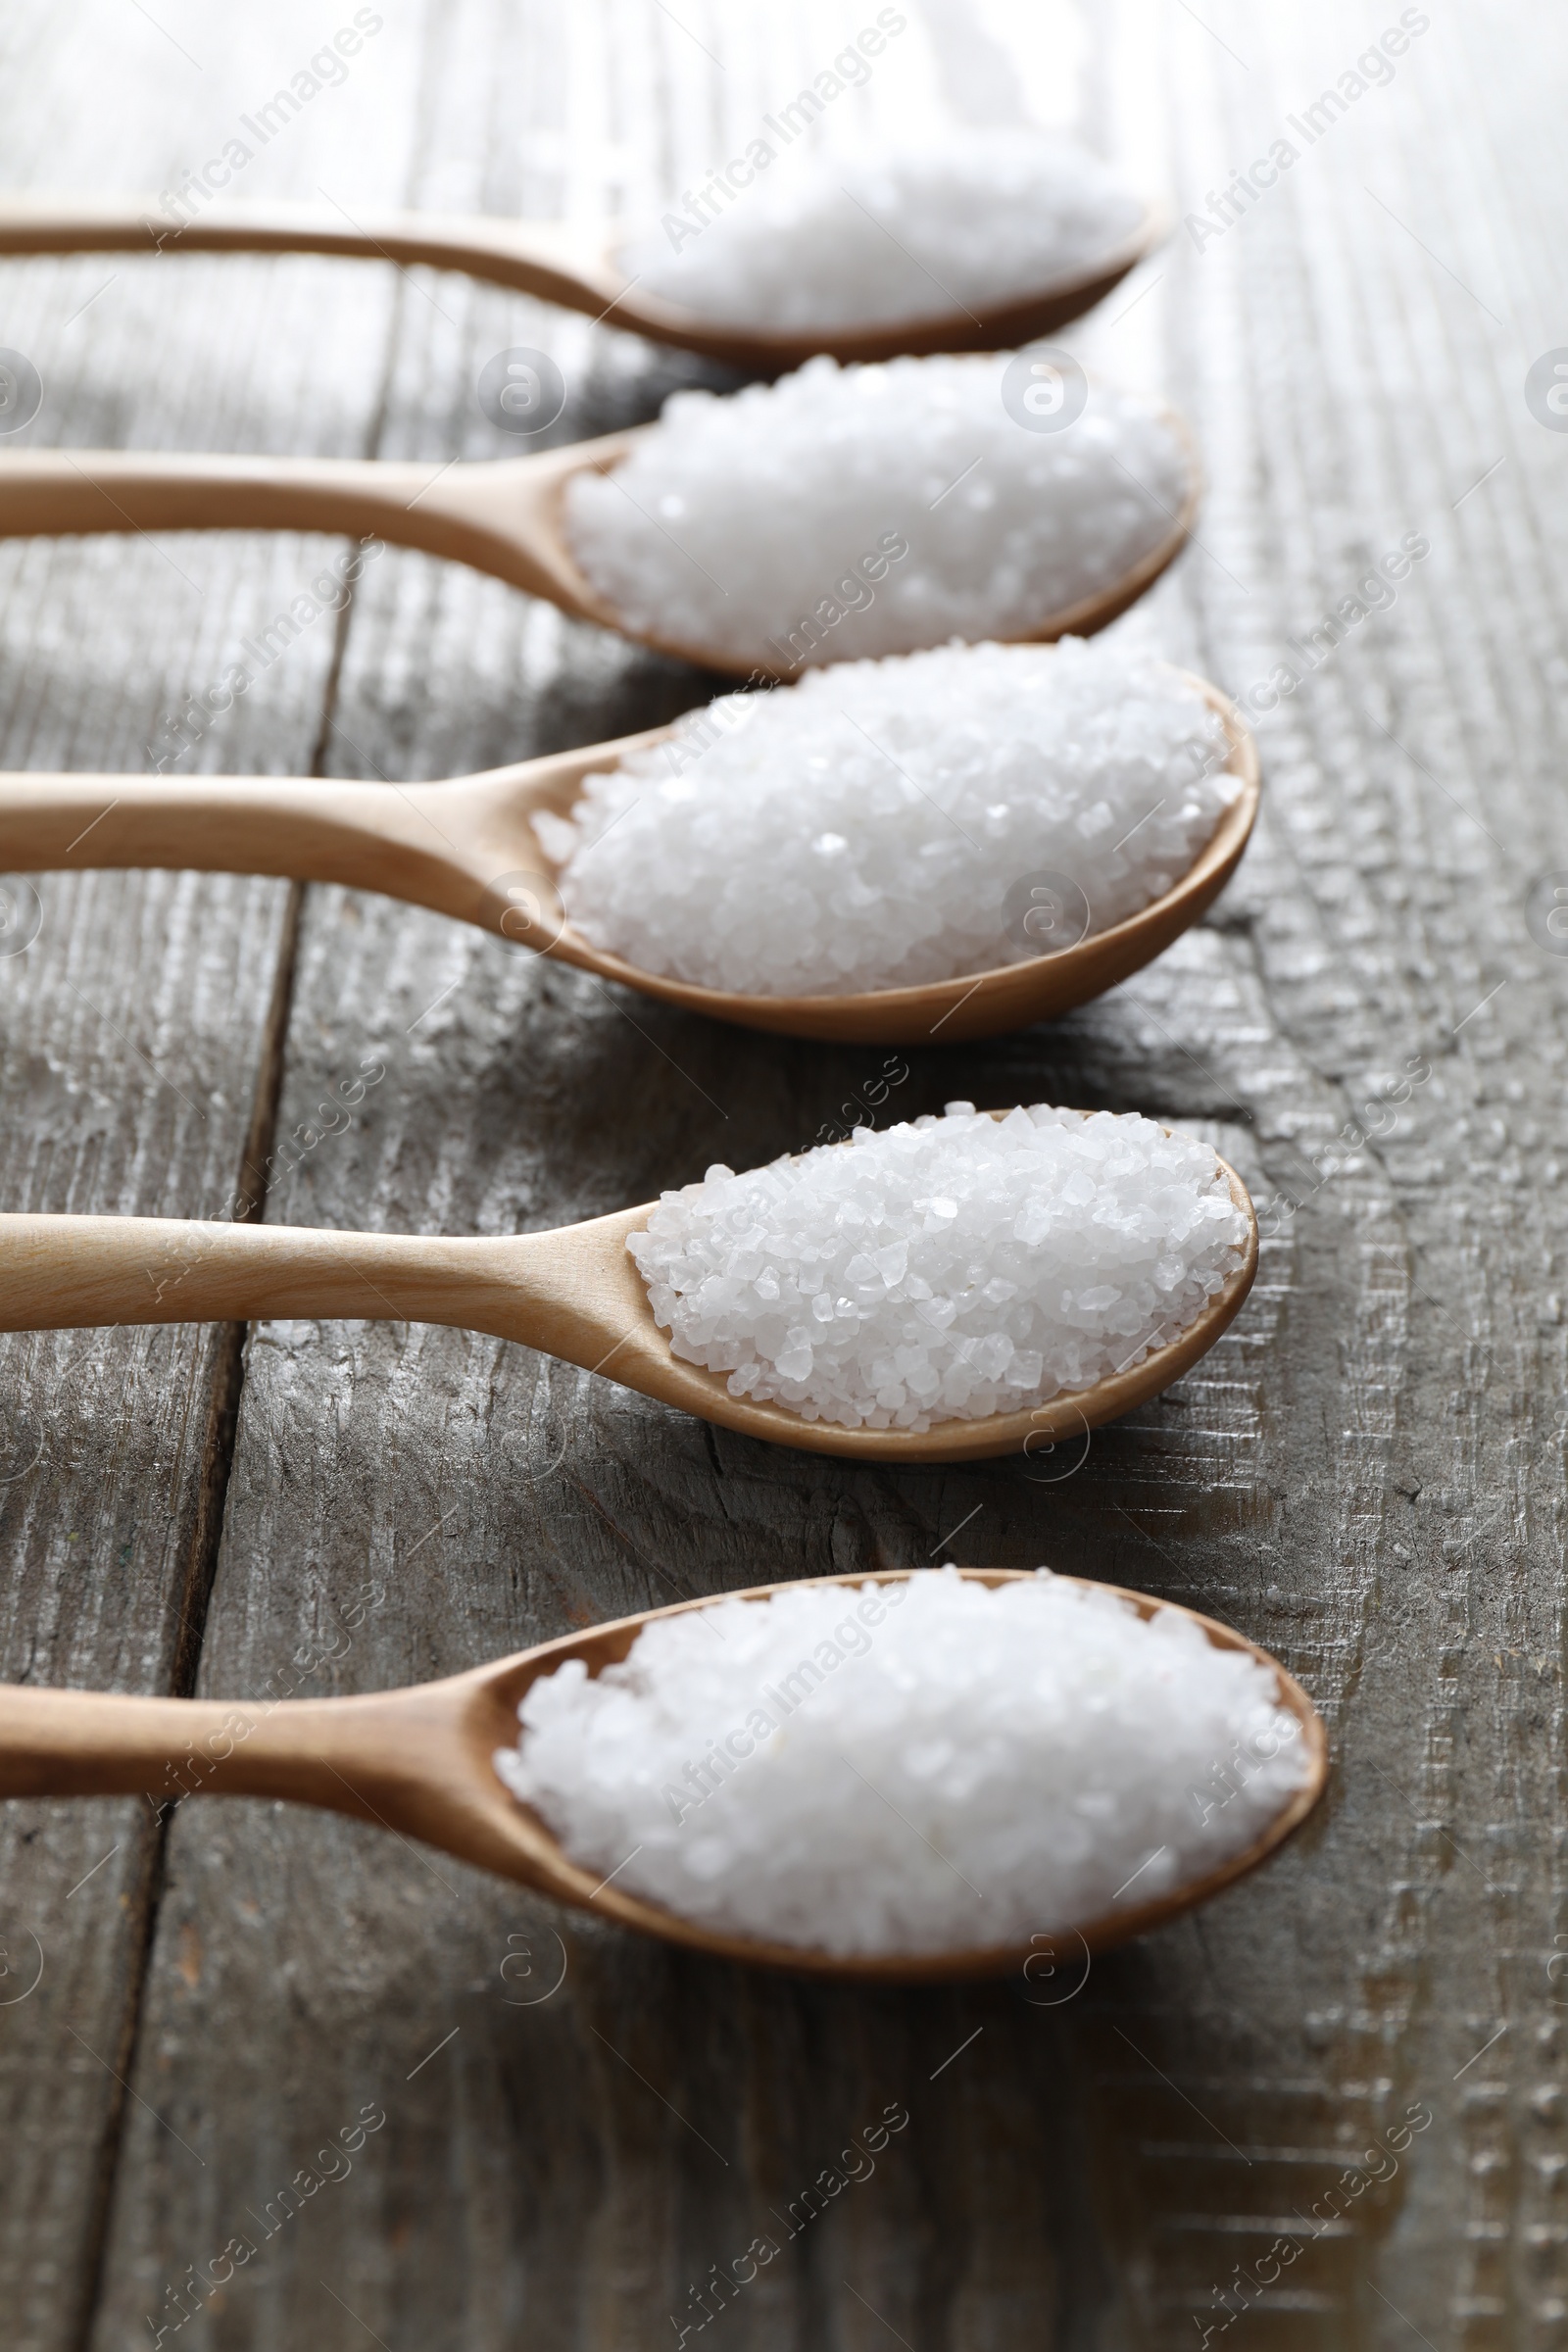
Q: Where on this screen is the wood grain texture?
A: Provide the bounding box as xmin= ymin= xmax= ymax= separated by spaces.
xmin=0 ymin=6 xmax=418 ymax=2346
xmin=2 ymin=0 xmax=1565 ymax=2347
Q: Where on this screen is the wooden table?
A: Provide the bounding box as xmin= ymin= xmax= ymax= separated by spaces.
xmin=0 ymin=2 xmax=1559 ymax=2344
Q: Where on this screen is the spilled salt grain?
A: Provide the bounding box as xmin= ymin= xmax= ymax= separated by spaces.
xmin=565 ymin=354 xmax=1191 ymax=670
xmin=624 ymin=130 xmax=1145 ymax=332
xmin=535 ymin=639 xmax=1237 ymax=998
xmin=494 ymin=1569 xmax=1310 ymax=1958
xmin=626 ymin=1104 xmax=1250 ymax=1432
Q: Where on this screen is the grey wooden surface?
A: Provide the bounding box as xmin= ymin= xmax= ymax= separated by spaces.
xmin=0 ymin=0 xmax=1562 ymax=2344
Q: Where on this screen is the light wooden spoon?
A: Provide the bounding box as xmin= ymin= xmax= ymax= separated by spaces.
xmin=0 ymin=413 xmax=1199 ymax=682
xmin=0 ymin=1568 xmax=1326 ymax=1984
xmin=0 ymin=678 xmax=1257 ymax=1046
xmin=0 ymin=1116 xmax=1258 ymax=1464
xmin=0 ymin=192 xmax=1165 ymax=371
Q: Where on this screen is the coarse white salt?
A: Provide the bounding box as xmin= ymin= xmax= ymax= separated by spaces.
xmin=495 ymin=1569 xmax=1310 ymax=1958
xmin=535 ymin=640 xmax=1236 ymax=998
xmin=566 ymin=354 xmax=1191 ymax=670
xmin=624 ymin=130 xmax=1146 ymax=332
xmin=627 ymin=1104 xmax=1249 ymax=1432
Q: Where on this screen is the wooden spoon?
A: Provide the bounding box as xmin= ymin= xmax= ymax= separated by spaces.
xmin=0 ymin=192 xmax=1165 ymax=371
xmin=0 ymin=411 xmax=1199 ymax=682
xmin=0 ymin=1568 xmax=1326 ymax=1984
xmin=0 ymin=1116 xmax=1258 ymax=1463
xmin=0 ymin=678 xmax=1257 ymax=1045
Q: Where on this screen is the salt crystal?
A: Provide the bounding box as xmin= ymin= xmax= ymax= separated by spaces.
xmin=536 ymin=639 xmax=1234 ymax=997
xmin=494 ymin=1569 xmax=1309 ymax=1958
xmin=566 ymin=355 xmax=1190 ymax=670
xmin=624 ymin=131 xmax=1145 ymax=332
xmin=626 ymin=1104 xmax=1249 ymax=1432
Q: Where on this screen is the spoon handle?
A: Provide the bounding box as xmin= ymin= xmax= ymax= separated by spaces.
xmin=0 ymin=770 xmax=506 ymax=923
xmin=0 ymin=1679 xmax=455 ymax=1824
xmin=0 ymin=1210 xmax=648 ymax=1385
xmin=0 ymin=1683 xmax=313 ymax=1800
xmin=0 ymin=193 xmax=613 ymax=315
xmin=0 ymin=1213 xmax=529 ymax=1334
xmin=0 ymin=447 xmax=597 ymax=610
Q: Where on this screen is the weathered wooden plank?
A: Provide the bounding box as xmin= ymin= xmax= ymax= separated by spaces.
xmin=0 ymin=4 xmax=430 ymax=2345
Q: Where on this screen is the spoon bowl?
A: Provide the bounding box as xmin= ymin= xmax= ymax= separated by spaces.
xmin=0 ymin=677 xmax=1255 ymax=1044
xmin=0 ymin=1113 xmax=1257 ymax=1461
xmin=0 ymin=1567 xmax=1327 ymax=1982
xmin=0 ymin=193 xmax=1166 ymax=371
